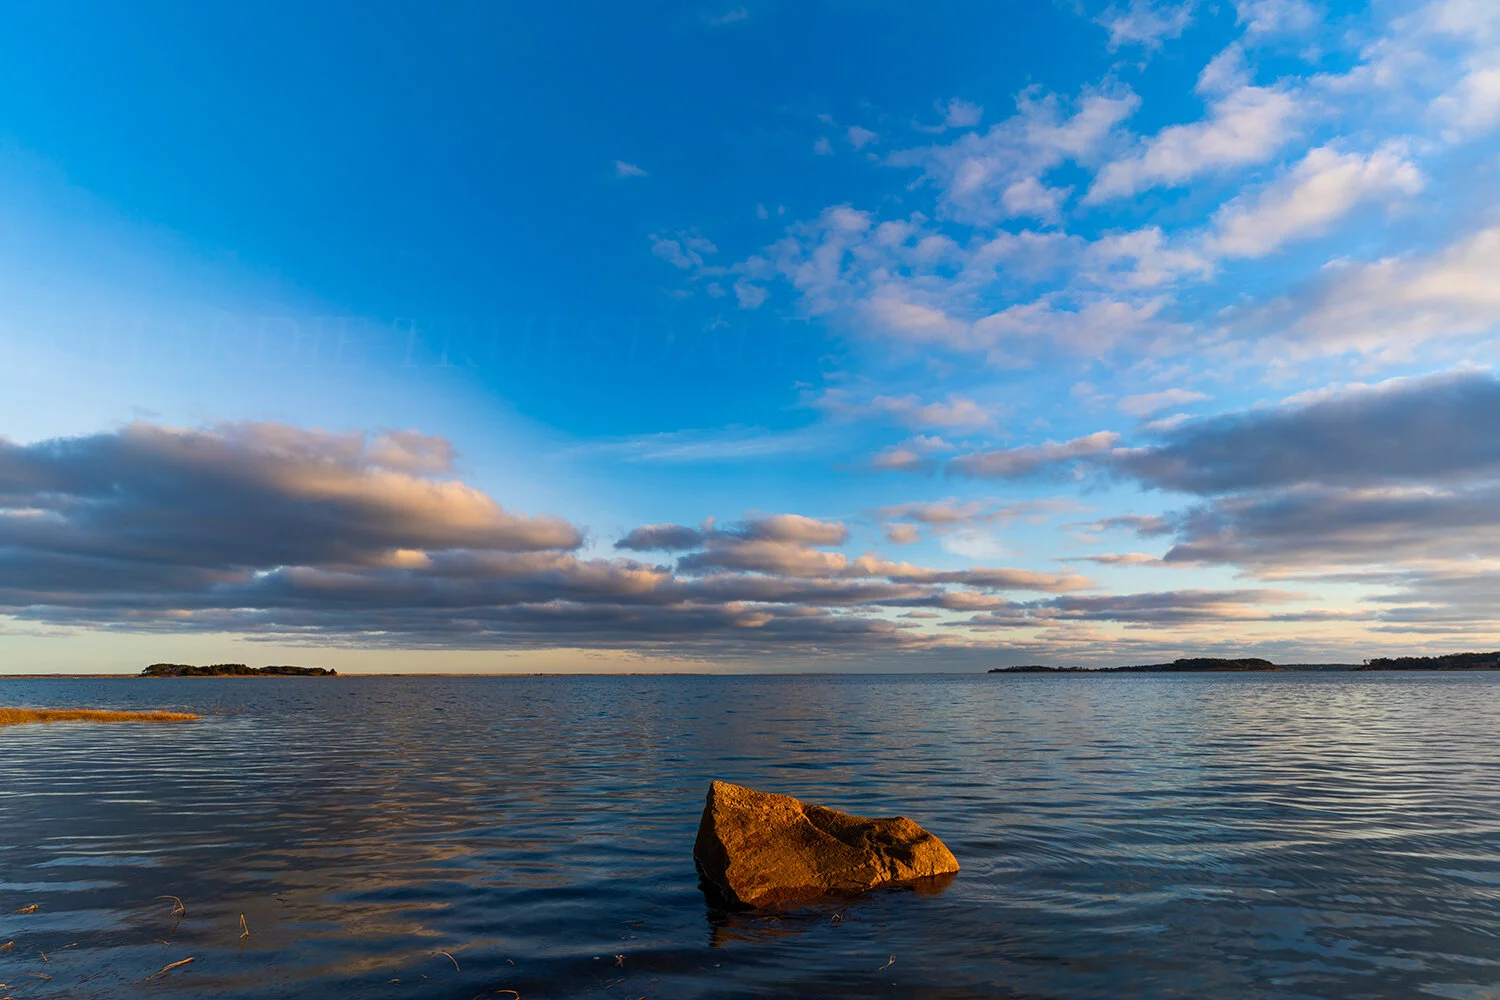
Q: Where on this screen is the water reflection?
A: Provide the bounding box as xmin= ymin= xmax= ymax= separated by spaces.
xmin=702 ymin=873 xmax=958 ymax=946
xmin=0 ymin=673 xmax=1498 ymax=998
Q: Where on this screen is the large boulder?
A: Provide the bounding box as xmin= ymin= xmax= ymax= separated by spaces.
xmin=693 ymin=780 xmax=959 ymax=908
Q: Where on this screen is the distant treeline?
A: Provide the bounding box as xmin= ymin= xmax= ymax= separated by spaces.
xmin=990 ymin=657 xmax=1280 ymax=673
xmin=991 ymin=652 xmax=1500 ymax=673
xmin=1358 ymin=651 xmax=1500 ymax=671
xmin=141 ymin=663 xmax=337 ymax=677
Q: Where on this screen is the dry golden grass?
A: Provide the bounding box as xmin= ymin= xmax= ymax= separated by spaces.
xmin=0 ymin=708 xmax=199 ymax=728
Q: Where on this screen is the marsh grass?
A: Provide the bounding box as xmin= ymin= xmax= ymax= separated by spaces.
xmin=0 ymin=708 xmax=199 ymax=728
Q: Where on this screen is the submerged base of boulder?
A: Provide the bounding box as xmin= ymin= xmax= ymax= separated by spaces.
xmin=693 ymin=780 xmax=960 ymax=908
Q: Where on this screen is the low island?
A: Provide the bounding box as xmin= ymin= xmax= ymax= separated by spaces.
xmin=989 ymin=657 xmax=1280 ymax=673
xmin=141 ymin=663 xmax=337 ymax=677
xmin=1358 ymin=652 xmax=1500 ymax=671
xmin=989 ymin=651 xmax=1500 ymax=673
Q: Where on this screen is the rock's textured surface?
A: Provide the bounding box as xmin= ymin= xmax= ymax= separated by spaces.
xmin=693 ymin=780 xmax=960 ymax=907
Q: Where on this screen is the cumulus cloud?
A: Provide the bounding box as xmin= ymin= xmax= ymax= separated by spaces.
xmin=615 ymin=160 xmax=648 ymax=178
xmin=733 ymin=277 xmax=768 ymax=309
xmin=615 ymin=523 xmax=706 ymax=551
xmin=0 ymin=423 xmax=1118 ymax=657
xmin=1081 ymin=371 xmax=1500 ymax=583
xmin=1235 ymin=0 xmax=1318 ymax=37
xmin=650 ymin=232 xmax=717 ymax=270
xmin=1001 ymin=176 xmax=1072 ymax=222
xmin=812 ymin=389 xmax=994 ymax=429
xmin=1432 ymin=58 xmax=1500 ymax=136
xmin=1157 ymin=482 xmax=1500 ymax=569
xmin=619 ymin=514 xmax=847 ymax=553
xmin=875 ymin=497 xmax=1079 ymax=527
xmin=1207 ymin=143 xmax=1423 ymax=258
xmin=1073 ymin=552 xmax=1167 ymax=565
xmin=891 ymin=85 xmax=1139 ymax=225
xmin=1114 ymin=370 xmax=1500 ymax=494
xmin=1098 ymin=0 xmax=1196 ymax=51
xmin=1085 ymin=227 xmax=1213 ymax=288
xmin=955 ymin=587 xmax=1326 ymax=628
xmin=950 ymin=431 xmax=1121 ymax=478
xmin=1087 ymin=84 xmax=1299 ymax=202
xmin=942 ymin=98 xmax=983 ymax=129
xmin=1118 ymin=388 xmax=1211 ymax=416
xmin=1239 ymin=225 xmax=1500 ymax=357
xmin=884 ymin=523 xmax=922 ymax=544
xmin=871 ymin=443 xmax=936 ymax=473
xmin=0 ymin=422 xmax=582 ymax=570
xmin=707 ymin=6 xmax=748 ymax=27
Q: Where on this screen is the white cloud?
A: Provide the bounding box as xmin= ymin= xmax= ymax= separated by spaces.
xmin=944 ymin=99 xmax=983 ymax=129
xmin=615 ymin=160 xmax=648 ymax=178
xmin=649 ymin=232 xmax=717 ymax=270
xmin=814 ymin=390 xmax=994 ymax=429
xmin=950 ymin=431 xmax=1121 ymax=478
xmin=847 ymin=125 xmax=879 ymax=149
xmin=1087 ymin=85 xmax=1300 ymax=202
xmin=1118 ymin=388 xmax=1211 ymax=416
xmin=1207 ymin=143 xmax=1424 ymax=258
xmin=884 ymin=523 xmax=922 ymax=544
xmin=1427 ymin=0 xmax=1500 ymax=42
xmin=1235 ymin=0 xmax=1318 ymax=37
xmin=1433 ymin=56 xmax=1500 ymax=136
xmin=814 ymin=136 xmax=835 ymax=156
xmin=892 ymin=86 xmax=1139 ymax=225
xmin=940 ymin=527 xmax=1013 ymax=561
xmin=1001 ymin=176 xmax=1072 ymax=221
xmin=869 ymin=435 xmax=957 ymax=472
xmin=1198 ymin=44 xmax=1250 ymax=96
xmin=970 ymin=296 xmax=1171 ymax=357
xmin=1098 ymin=0 xmax=1196 ymax=51
xmin=708 ymin=6 xmax=749 ymax=26
xmin=1086 ymin=226 xmax=1213 ymax=288
xmin=1263 ymin=225 xmax=1500 ymax=356
xmin=871 ymin=444 xmax=933 ymax=472
xmin=733 ymin=277 xmax=768 ymax=309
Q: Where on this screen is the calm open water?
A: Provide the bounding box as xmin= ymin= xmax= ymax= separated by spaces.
xmin=1 ymin=673 xmax=1498 ymax=999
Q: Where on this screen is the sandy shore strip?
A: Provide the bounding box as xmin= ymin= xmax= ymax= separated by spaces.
xmin=0 ymin=708 xmax=200 ymax=727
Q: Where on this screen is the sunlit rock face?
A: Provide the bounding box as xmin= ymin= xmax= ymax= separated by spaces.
xmin=693 ymin=780 xmax=960 ymax=908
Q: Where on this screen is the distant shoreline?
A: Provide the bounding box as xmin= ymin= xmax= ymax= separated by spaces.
xmin=1 ymin=652 xmax=1497 ymax=679
xmin=988 ymin=652 xmax=1500 ymax=673
xmin=140 ymin=663 xmax=337 ymax=678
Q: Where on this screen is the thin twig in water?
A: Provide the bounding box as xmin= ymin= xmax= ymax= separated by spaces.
xmin=238 ymin=914 xmax=250 ymax=939
xmin=494 ymin=991 xmax=521 ymax=999
xmin=25 ymin=973 xmax=52 ymax=981
xmin=877 ymin=955 xmax=895 ymax=971
xmin=11 ymin=906 xmax=37 ymax=915
xmin=38 ymin=952 xmax=46 ymax=963
xmin=155 ymin=895 xmax=187 ymax=918
xmin=438 ymin=950 xmax=461 ymax=973
xmin=0 ymin=941 xmax=12 ymax=952
xmin=146 ymin=957 xmax=194 ymax=980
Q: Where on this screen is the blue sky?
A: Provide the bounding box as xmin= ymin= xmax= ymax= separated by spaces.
xmin=2 ymin=0 xmax=1499 ymax=672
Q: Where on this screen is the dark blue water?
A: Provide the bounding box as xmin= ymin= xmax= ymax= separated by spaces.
xmin=1 ymin=673 xmax=1498 ymax=999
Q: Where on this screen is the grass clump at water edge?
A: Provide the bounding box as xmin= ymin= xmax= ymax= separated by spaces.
xmin=0 ymin=708 xmax=200 ymax=728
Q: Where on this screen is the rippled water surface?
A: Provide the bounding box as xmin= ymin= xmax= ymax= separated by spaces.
xmin=2 ymin=673 xmax=1499 ymax=999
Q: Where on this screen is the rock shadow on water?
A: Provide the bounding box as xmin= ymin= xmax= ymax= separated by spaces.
xmin=698 ymin=870 xmax=958 ymax=947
